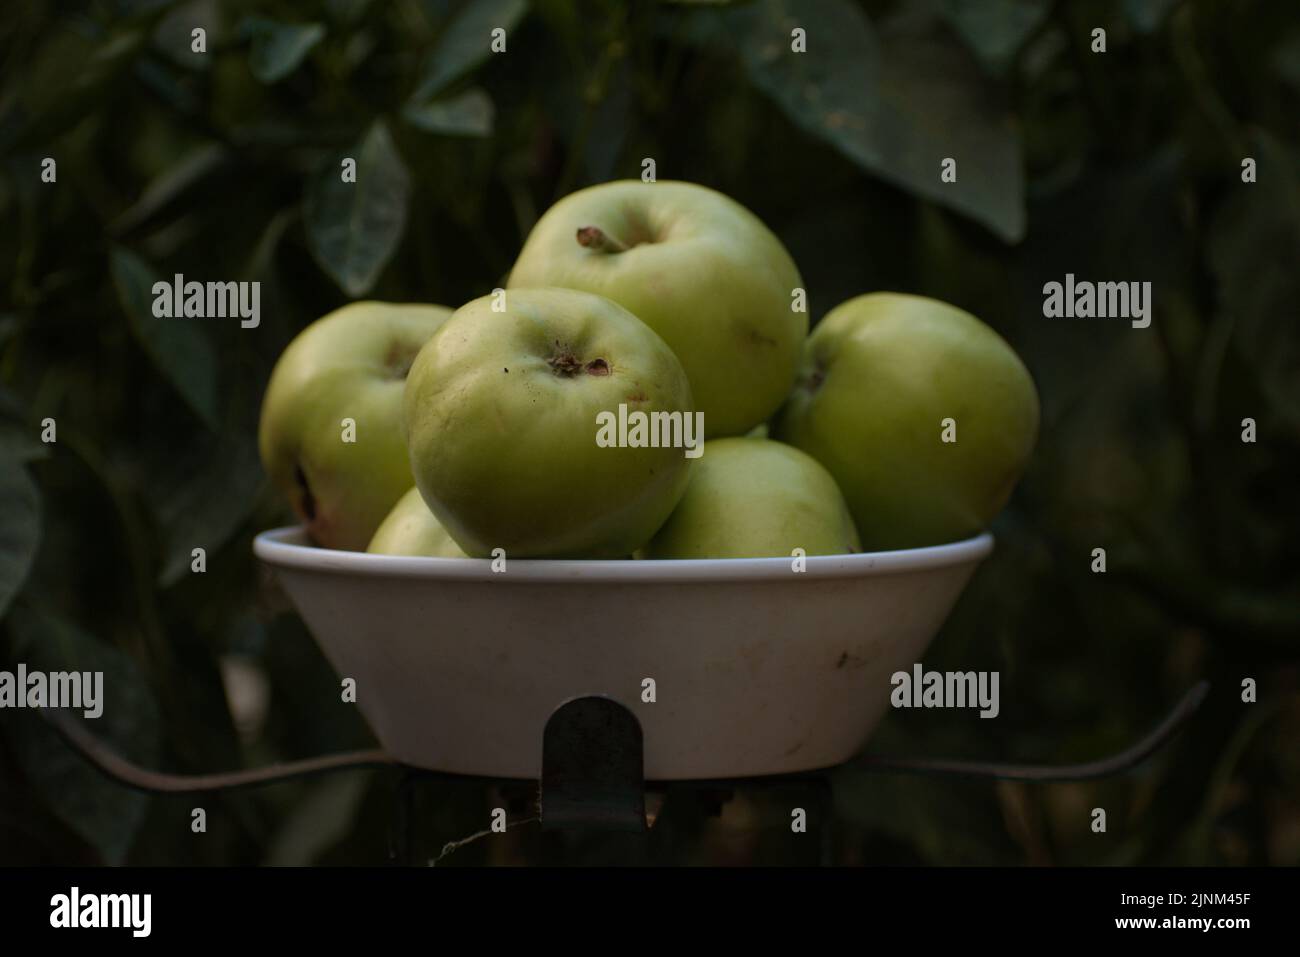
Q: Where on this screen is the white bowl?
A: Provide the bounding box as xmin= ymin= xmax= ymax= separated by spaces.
xmin=254 ymin=527 xmax=993 ymax=780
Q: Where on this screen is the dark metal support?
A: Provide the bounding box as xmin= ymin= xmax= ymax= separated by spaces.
xmin=852 ymin=680 xmax=1210 ymax=781
xmin=38 ymin=706 xmax=398 ymax=792
xmin=540 ymin=696 xmax=646 ymax=831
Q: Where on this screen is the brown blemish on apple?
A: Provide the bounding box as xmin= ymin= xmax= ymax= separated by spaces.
xmin=625 ymin=389 xmax=648 ymax=404
xmin=548 ymin=348 xmax=611 ymax=378
xmin=746 ymin=328 xmax=779 ymax=349
xmin=548 ymin=349 xmax=580 ymax=376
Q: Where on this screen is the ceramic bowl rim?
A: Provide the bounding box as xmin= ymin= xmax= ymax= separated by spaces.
xmin=254 ymin=526 xmax=995 ymax=583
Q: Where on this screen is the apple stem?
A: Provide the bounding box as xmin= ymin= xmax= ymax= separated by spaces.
xmin=576 ymin=225 xmax=628 ymax=254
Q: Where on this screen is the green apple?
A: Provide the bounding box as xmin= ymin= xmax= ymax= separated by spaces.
xmin=259 ymin=301 xmax=452 ymax=551
xmin=772 ymin=292 xmax=1039 ymax=550
xmin=367 ymin=487 xmax=467 ymax=557
xmin=639 ymin=437 xmax=860 ymax=559
xmin=508 ymin=180 xmax=806 ymax=438
xmin=404 ymin=288 xmax=696 ymax=558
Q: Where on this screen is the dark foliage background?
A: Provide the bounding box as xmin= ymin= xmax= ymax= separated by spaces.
xmin=1 ymin=0 xmax=1297 ymax=865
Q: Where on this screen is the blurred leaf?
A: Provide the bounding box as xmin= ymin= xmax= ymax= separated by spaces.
xmin=110 ymin=247 xmax=219 ymax=429
xmin=132 ymin=57 xmax=202 ymax=114
xmin=937 ymin=0 xmax=1051 ymax=72
xmin=582 ymin=60 xmax=633 ymax=181
xmin=326 ymin=0 xmax=374 ymax=25
xmin=8 ymin=23 xmax=149 ymax=149
xmin=304 ymin=121 xmax=412 ymax=296
xmin=1015 ymin=145 xmax=1189 ymax=422
xmin=1273 ymin=32 xmax=1300 ymax=91
xmin=1124 ymin=0 xmax=1181 ymax=33
xmin=151 ymin=433 xmax=263 ymax=587
xmin=112 ymin=143 xmax=230 ymax=234
xmin=872 ymin=12 xmax=1026 ymax=241
xmin=0 ymin=389 xmax=49 ymax=465
xmin=264 ymin=774 xmax=370 ymax=865
xmin=241 ymin=17 xmax=327 ymax=84
xmin=699 ymin=0 xmax=1025 ymax=240
xmin=151 ymin=0 xmax=222 ymax=71
xmin=403 ymin=86 xmax=495 ymax=137
xmin=120 ymin=0 xmax=177 ymax=13
xmin=0 ymin=458 xmax=40 ymax=619
xmin=1206 ymin=133 xmax=1300 ymax=424
xmin=242 ymin=207 xmax=298 ymax=282
xmin=1 ymin=608 xmax=160 ymax=864
xmin=408 ymin=0 xmax=528 ymax=103
xmin=832 ymin=768 xmax=1013 ymax=864
xmin=261 ymin=613 xmax=376 ymax=755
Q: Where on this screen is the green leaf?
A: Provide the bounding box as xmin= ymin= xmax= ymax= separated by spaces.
xmin=408 ymin=0 xmax=528 ymax=103
xmin=707 ymin=0 xmax=1026 ymax=241
xmin=1207 ymin=133 xmax=1300 ymax=424
xmin=110 ymin=247 xmax=219 ymax=429
xmin=304 ymin=121 xmax=412 ymax=296
xmin=581 ymin=61 xmax=633 ymax=182
xmin=403 ymin=86 xmax=495 ymax=137
xmin=0 ymin=388 xmax=50 ymax=465
xmin=1123 ymin=0 xmax=1180 ymax=33
xmin=152 ymin=0 xmax=223 ymax=72
xmin=832 ymin=767 xmax=1014 ymax=864
xmin=0 ymin=458 xmax=40 ymax=620
xmin=937 ymin=0 xmax=1051 ymax=72
xmin=326 ymin=0 xmax=374 ymax=25
xmin=151 ymin=431 xmax=263 ymax=587
xmin=1 ymin=607 xmax=160 ymax=864
xmin=1271 ymin=31 xmax=1300 ymax=92
xmin=264 ymin=774 xmax=370 ymax=865
xmin=242 ymin=17 xmax=327 ymax=84
xmin=112 ymin=143 xmax=230 ymax=234
xmin=10 ymin=24 xmax=149 ymax=149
